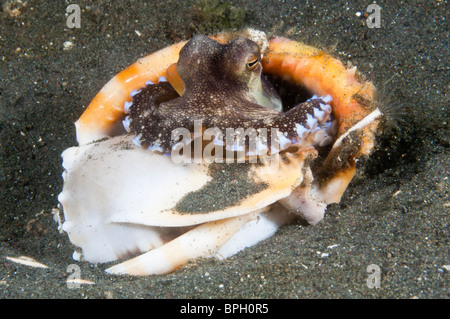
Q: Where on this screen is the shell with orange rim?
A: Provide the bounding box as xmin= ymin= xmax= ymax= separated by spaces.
xmin=58 ymin=29 xmax=382 ymax=276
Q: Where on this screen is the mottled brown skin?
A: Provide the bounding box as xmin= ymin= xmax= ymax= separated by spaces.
xmin=128 ymin=35 xmax=324 ymax=152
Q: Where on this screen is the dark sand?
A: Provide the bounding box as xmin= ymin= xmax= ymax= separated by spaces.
xmin=0 ymin=0 xmax=448 ymax=299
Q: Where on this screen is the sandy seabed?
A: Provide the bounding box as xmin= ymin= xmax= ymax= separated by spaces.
xmin=0 ymin=0 xmax=448 ymax=299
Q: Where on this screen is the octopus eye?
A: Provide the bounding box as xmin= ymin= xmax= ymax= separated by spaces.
xmin=246 ymin=56 xmax=259 ymax=70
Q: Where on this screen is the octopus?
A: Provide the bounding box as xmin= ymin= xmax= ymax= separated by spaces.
xmin=58 ymin=29 xmax=382 ymax=275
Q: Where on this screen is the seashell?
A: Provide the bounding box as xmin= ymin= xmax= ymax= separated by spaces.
xmin=5 ymin=256 xmax=49 ymax=269
xmin=58 ymin=29 xmax=382 ymax=275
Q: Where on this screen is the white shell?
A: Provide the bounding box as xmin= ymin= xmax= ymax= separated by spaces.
xmin=59 ymin=111 xmax=381 ymax=275
xmin=58 ymin=134 xmax=318 ymax=274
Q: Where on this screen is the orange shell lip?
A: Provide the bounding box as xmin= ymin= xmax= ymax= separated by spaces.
xmin=75 ymin=33 xmax=379 ymax=147
xmin=263 ymin=37 xmax=377 ymax=135
xmin=75 ymin=40 xmax=187 ymax=144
